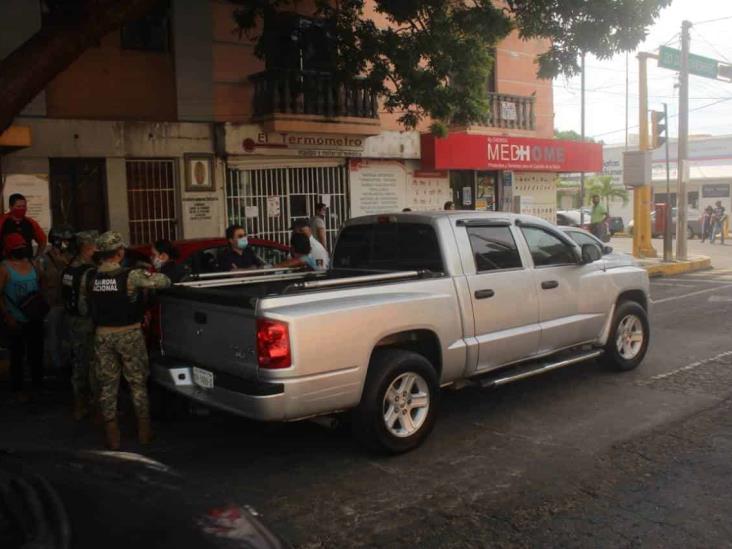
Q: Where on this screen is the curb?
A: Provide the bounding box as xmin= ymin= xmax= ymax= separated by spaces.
xmin=643 ymin=256 xmax=712 ymax=278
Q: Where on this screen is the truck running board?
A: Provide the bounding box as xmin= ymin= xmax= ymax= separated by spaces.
xmin=477 ymin=349 xmax=604 ymax=389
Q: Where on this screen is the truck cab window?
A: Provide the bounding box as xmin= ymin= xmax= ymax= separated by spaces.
xmin=466 ymin=226 xmax=522 ymax=272
xmin=521 ymin=226 xmax=577 ymax=267
xmin=333 ymin=223 xmax=444 ymax=273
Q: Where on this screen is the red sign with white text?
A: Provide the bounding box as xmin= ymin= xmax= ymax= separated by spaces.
xmin=421 ymin=134 xmax=603 ymax=173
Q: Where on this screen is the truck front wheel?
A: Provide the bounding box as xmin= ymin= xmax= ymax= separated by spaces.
xmin=354 ymin=349 xmax=439 ymax=454
xmin=603 ymin=301 xmax=650 ymax=371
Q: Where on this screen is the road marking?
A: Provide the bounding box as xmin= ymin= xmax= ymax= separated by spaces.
xmin=643 ymin=350 xmax=732 ymax=382
xmin=650 ymin=283 xmax=732 ymax=304
xmin=708 ymin=295 xmax=732 ymax=303
xmin=650 ymin=281 xmax=698 ymax=288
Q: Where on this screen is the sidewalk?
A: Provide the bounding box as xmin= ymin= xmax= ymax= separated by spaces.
xmin=610 ymin=236 xmax=716 ymax=277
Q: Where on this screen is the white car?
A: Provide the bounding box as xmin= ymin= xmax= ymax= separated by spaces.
xmin=559 ymin=226 xmax=637 ymax=270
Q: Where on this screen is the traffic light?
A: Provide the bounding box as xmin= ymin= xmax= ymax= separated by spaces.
xmin=651 ymin=110 xmax=667 ymax=149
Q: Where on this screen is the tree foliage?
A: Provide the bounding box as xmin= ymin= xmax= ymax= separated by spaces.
xmin=232 ymin=0 xmax=671 ymax=132
xmin=587 ymin=175 xmax=629 ymax=212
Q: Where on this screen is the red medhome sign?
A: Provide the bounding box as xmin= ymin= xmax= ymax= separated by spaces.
xmin=421 ymin=134 xmax=603 ymax=173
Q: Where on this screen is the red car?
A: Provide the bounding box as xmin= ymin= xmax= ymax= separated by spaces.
xmin=129 ymin=237 xmax=291 ymax=347
xmin=129 ymin=237 xmax=291 ymax=277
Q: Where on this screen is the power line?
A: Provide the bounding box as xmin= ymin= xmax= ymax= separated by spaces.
xmin=693 ymin=16 xmax=732 ymax=26
xmin=590 ymin=96 xmax=732 ymax=138
xmin=689 ymin=28 xmax=731 ymax=64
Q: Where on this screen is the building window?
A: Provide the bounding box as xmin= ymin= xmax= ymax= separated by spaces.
xmin=263 ymin=12 xmax=335 ymax=72
xmin=121 ymin=2 xmax=170 ymax=52
xmin=126 ymin=159 xmax=179 ymax=245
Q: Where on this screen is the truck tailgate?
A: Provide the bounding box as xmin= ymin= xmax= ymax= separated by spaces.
xmin=159 ymin=295 xmax=258 ymax=379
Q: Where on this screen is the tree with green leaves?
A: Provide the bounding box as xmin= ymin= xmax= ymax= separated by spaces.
xmin=586 ymin=175 xmax=629 ymax=214
xmin=234 ymin=0 xmax=671 ymax=134
xmin=0 ymin=0 xmax=671 ymax=135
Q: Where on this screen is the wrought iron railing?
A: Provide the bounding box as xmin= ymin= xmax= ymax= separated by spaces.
xmin=250 ymin=69 xmax=379 ymax=119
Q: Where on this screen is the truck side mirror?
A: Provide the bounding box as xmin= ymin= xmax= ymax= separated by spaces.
xmin=581 ymin=244 xmax=602 ymax=264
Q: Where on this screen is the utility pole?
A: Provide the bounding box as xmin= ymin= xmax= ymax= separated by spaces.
xmin=676 ymin=20 xmax=692 ymax=260
xmin=634 ymin=53 xmax=657 ymax=258
xmin=580 ymin=52 xmax=586 ymax=225
xmin=663 ymin=103 xmax=672 ymax=262
xmin=625 ymin=53 xmax=629 ymax=149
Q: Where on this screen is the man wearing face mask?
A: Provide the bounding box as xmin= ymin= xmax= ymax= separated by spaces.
xmin=219 ymin=224 xmax=264 ymax=271
xmin=0 ymin=193 xmax=47 ymax=259
xmin=89 ymin=231 xmax=171 ymax=450
xmin=38 ymin=225 xmax=75 ymax=372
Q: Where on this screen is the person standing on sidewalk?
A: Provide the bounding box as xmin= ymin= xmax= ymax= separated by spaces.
xmin=590 ymin=195 xmax=609 ymax=242
xmin=711 ymin=200 xmax=727 ymax=245
xmin=61 ymin=231 xmax=98 ymax=420
xmin=89 ymin=232 xmax=170 ymax=450
xmin=38 ymin=226 xmax=74 ymax=371
xmin=0 ymin=194 xmax=47 ymax=259
xmin=310 ymin=203 xmax=329 ymax=251
xmin=0 ymin=233 xmax=45 ymax=401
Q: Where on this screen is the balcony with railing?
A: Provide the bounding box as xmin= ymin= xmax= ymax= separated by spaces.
xmin=486 ymin=92 xmax=536 ymax=131
xmin=249 ymin=69 xmax=381 ymax=134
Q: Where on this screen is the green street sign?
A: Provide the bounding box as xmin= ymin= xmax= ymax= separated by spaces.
xmin=658 ymin=46 xmax=719 ymax=79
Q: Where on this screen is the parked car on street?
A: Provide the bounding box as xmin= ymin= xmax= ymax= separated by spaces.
xmin=153 ymin=212 xmax=650 ymax=454
xmin=559 ymin=226 xmax=637 ymax=270
xmin=627 ymin=208 xmax=701 ymax=239
xmin=557 ymin=209 xmax=624 ymax=235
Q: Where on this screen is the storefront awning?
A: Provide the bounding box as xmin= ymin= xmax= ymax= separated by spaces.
xmin=0 ymin=125 xmax=32 ymax=154
xmin=421 ymin=133 xmax=603 ymax=173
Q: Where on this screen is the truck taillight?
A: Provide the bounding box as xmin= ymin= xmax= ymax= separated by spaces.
xmin=256 ymin=318 xmax=291 ymax=369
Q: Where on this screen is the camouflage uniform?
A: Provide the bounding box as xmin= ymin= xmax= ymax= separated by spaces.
xmin=63 ymin=231 xmax=98 ymax=408
xmin=90 ymin=232 xmax=170 ymax=423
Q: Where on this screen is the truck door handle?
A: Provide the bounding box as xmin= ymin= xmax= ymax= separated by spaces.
xmin=474 ymin=289 xmax=495 ymax=299
xmin=541 ymin=280 xmax=559 ymax=290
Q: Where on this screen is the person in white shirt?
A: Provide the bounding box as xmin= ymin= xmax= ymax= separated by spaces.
xmin=291 ymin=219 xmax=330 ymax=270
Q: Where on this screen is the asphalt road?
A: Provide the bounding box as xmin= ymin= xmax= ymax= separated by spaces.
xmin=3 ymin=270 xmax=732 ymax=547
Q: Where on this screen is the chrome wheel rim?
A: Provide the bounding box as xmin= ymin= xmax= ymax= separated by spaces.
xmin=616 ymin=314 xmax=644 ymax=360
xmin=383 ymin=372 xmax=430 ymax=438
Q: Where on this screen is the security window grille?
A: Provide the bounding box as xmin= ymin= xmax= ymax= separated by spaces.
xmin=126 ymin=159 xmax=179 ymax=245
xmin=226 ymin=165 xmax=349 ymax=250
xmin=121 ymin=2 xmax=170 ymax=52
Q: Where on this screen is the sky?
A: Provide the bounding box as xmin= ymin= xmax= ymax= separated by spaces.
xmin=552 ymin=0 xmax=732 ymax=145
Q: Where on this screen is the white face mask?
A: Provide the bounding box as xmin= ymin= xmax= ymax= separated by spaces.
xmin=153 ymin=257 xmax=164 ymax=270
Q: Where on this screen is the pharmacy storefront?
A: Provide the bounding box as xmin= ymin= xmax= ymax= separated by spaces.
xmin=420 ymin=134 xmax=603 ymax=223
xmin=222 ymin=124 xmax=426 ymax=247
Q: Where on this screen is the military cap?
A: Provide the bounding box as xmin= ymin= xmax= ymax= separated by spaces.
xmin=76 ymin=230 xmax=99 ymax=246
xmin=96 ymin=231 xmax=126 ymax=252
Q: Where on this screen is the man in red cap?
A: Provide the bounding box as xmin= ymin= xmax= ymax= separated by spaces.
xmin=0 ymin=193 xmax=47 ymax=259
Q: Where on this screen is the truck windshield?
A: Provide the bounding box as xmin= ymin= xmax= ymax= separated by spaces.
xmin=332 ymin=222 xmax=444 ymax=273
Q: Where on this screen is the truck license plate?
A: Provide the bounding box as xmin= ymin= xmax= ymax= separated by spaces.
xmin=192 ymin=367 xmax=214 ymax=389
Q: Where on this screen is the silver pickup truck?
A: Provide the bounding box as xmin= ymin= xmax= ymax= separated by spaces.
xmin=153 ymin=212 xmax=650 ymax=453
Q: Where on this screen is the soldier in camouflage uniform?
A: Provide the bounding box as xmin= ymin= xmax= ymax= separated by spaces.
xmin=89 ymin=231 xmax=170 ymax=450
xmin=61 ymin=231 xmax=98 ymax=420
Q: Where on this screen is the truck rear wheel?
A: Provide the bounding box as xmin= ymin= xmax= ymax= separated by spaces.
xmin=603 ymin=301 xmax=649 ymax=371
xmin=353 ymin=349 xmax=439 ymax=454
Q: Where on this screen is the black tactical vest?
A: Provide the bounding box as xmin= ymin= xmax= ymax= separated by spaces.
xmin=61 ymin=263 xmax=96 ymax=316
xmin=89 ymin=269 xmax=145 ymax=327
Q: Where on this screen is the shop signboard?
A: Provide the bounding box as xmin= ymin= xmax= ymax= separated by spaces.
xmin=225 ymin=124 xmax=365 ymax=158
xmin=702 ymin=183 xmax=730 ymax=198
xmin=421 ymin=134 xmax=603 ymax=172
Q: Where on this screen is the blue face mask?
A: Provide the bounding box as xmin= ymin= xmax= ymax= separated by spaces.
xmin=237 ymin=237 xmax=249 ymax=250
